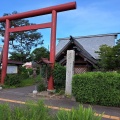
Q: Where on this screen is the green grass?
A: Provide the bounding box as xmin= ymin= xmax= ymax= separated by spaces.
xmin=20 ymin=75 xmax=41 ymax=87
xmin=3 ymin=75 xmax=42 ymax=88
xmin=55 ymin=105 xmax=103 ymax=120
xmin=0 ymin=100 xmax=102 ymax=120
xmin=20 ymin=77 xmax=35 ymax=86
xmin=0 ymin=100 xmax=52 ymax=120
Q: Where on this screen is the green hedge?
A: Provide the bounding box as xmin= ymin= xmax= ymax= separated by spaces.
xmin=72 ymin=72 xmax=120 ymax=107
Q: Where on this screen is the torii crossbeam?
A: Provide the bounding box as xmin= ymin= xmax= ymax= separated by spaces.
xmin=0 ymin=2 xmax=76 ymax=90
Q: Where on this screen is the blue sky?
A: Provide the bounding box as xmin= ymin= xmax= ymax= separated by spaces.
xmin=0 ymin=0 xmax=120 ymax=51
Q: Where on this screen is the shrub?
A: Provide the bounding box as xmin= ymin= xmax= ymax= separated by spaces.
xmin=4 ymin=74 xmax=42 ymax=88
xmin=27 ymin=68 xmax=33 ymax=75
xmin=18 ymin=66 xmax=29 ymax=79
xmin=20 ymin=67 xmax=40 ymax=77
xmin=5 ymin=74 xmax=21 ymax=87
xmin=37 ymin=79 xmax=46 ymax=92
xmin=5 ymin=72 xmax=31 ymax=87
xmin=20 ymin=75 xmax=39 ymax=87
xmin=72 ymin=72 xmax=120 ymax=107
xmin=53 ymin=63 xmax=66 ymax=90
xmin=56 ymin=105 xmax=102 ymax=120
xmin=41 ymin=65 xmax=51 ymax=79
xmin=36 ymin=67 xmax=40 ymax=75
xmin=34 ymin=74 xmax=42 ymax=83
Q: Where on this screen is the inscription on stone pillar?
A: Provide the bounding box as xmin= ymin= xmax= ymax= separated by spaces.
xmin=65 ymin=50 xmax=75 ymax=95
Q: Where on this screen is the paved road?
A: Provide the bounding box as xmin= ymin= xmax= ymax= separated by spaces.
xmin=0 ymin=85 xmax=120 ymax=120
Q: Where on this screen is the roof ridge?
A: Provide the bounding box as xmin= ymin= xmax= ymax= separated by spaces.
xmin=57 ymin=32 xmax=120 ymax=40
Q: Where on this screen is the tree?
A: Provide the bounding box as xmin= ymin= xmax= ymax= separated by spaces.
xmin=9 ymin=51 xmax=31 ymax=62
xmin=112 ymin=39 xmax=120 ymax=69
xmin=116 ymin=39 xmax=120 ymax=45
xmin=0 ymin=11 xmax=43 ymax=62
xmin=96 ymin=41 xmax=120 ymax=71
xmin=31 ymin=47 xmax=49 ymax=62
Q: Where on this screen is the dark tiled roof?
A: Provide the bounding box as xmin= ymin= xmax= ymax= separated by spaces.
xmin=56 ymin=33 xmax=118 ymax=59
xmin=56 ymin=36 xmax=97 ymax=65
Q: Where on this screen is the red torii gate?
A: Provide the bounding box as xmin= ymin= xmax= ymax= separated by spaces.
xmin=0 ymin=2 xmax=76 ymax=90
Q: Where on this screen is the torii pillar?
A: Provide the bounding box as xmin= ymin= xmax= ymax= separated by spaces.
xmin=0 ymin=2 xmax=76 ymax=91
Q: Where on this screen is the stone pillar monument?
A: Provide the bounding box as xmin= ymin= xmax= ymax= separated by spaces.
xmin=65 ymin=50 xmax=75 ymax=95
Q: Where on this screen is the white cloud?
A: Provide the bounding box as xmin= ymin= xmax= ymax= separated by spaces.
xmin=56 ymin=0 xmax=120 ymax=38
xmin=1 ymin=0 xmax=119 ymax=43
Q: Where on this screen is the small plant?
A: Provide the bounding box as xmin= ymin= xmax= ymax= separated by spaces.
xmin=55 ymin=105 xmax=102 ymax=120
xmin=58 ymin=90 xmax=65 ymax=95
xmin=65 ymin=94 xmax=72 ymax=98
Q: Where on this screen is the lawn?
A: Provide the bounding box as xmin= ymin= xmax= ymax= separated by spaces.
xmin=20 ymin=75 xmax=41 ymax=87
